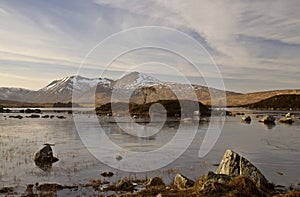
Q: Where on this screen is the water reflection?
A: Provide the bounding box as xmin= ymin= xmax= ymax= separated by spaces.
xmin=264 ymin=122 xmax=276 ymax=129
xmin=34 ymin=160 xmax=53 ymax=171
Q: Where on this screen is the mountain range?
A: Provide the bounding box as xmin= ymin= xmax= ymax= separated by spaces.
xmin=0 ymin=72 xmax=299 ymax=107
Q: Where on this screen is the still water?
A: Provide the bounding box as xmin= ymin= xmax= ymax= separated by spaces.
xmin=0 ymin=109 xmax=299 ymax=195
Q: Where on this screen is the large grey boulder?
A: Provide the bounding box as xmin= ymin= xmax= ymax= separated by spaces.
xmin=216 ymin=149 xmax=273 ymax=191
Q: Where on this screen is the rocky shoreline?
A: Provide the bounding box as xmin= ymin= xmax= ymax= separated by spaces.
xmin=1 ymin=149 xmax=299 ymax=197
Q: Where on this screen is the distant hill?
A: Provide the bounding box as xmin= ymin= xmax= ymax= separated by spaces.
xmin=224 ymin=89 xmax=300 ymax=107
xmin=247 ymin=94 xmax=300 ymax=110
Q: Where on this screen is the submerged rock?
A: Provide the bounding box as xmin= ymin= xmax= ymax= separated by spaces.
xmin=216 ymin=149 xmax=274 ymax=192
xmin=173 ymin=173 xmax=195 ymax=190
xmin=100 ymin=171 xmax=114 ymax=177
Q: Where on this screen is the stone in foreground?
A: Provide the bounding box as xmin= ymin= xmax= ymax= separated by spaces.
xmin=216 ymin=149 xmax=274 ymax=191
xmin=173 ymin=173 xmax=195 ymax=190
xmin=146 ymin=177 xmax=165 ymax=187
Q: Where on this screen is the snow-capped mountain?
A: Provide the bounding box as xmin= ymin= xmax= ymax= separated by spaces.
xmin=0 ymin=87 xmax=33 ymax=102
xmin=111 ymin=72 xmax=162 ymax=89
xmin=31 ymin=76 xmax=111 ymax=103
xmin=0 ymin=72 xmax=241 ymax=104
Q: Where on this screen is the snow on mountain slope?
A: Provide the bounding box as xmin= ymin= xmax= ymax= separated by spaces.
xmin=32 ymin=75 xmax=111 ymax=103
xmin=112 ymin=72 xmax=162 ymax=89
xmin=41 ymin=76 xmax=110 ymax=93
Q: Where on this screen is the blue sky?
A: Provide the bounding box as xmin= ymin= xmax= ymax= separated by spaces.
xmin=0 ymin=0 xmax=300 ymax=93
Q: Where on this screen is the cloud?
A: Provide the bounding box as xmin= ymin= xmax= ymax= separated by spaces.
xmin=0 ymin=0 xmax=299 ymax=92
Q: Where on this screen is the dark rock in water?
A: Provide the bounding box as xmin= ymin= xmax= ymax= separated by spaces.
xmin=173 ymin=173 xmax=195 ymax=190
xmin=34 ymin=144 xmax=59 ymax=171
xmin=50 ymin=115 xmax=55 ymax=119
xmin=9 ymin=115 xmax=23 ymax=119
xmin=242 ymin=116 xmax=251 ymax=122
xmin=279 ymin=117 xmax=294 ymax=124
xmin=56 ymin=116 xmax=66 ymax=119
xmin=216 ymin=149 xmax=274 ymax=192
xmin=41 ymin=115 xmax=50 ymax=118
xmin=0 ymin=186 xmax=14 ymax=193
xmin=27 ymin=114 xmax=40 ymax=118
xmin=24 ymin=109 xmax=42 ymax=114
xmin=259 ymin=115 xmax=275 ymax=123
xmin=146 ymin=177 xmax=165 ymax=187
xmin=100 ymin=171 xmax=114 ymax=177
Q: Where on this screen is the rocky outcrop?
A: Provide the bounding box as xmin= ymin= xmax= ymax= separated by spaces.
xmin=216 ymin=149 xmax=274 ymax=192
xmin=173 ymin=173 xmax=195 ymax=190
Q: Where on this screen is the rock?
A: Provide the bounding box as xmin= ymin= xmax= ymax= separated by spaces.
xmin=259 ymin=115 xmax=275 ymax=123
xmin=146 ymin=177 xmax=165 ymax=187
xmin=42 ymin=115 xmax=50 ymax=118
xmin=216 ymin=149 xmax=274 ymax=191
xmin=100 ymin=171 xmax=114 ymax=177
xmin=9 ymin=115 xmax=23 ymax=119
xmin=242 ymin=116 xmax=251 ymax=122
xmin=23 ymin=109 xmax=41 ymax=113
xmin=116 ymin=180 xmax=135 ymax=191
xmin=0 ymin=186 xmax=14 ymax=193
xmin=279 ymin=117 xmax=294 ymax=124
xmin=34 ymin=144 xmax=59 ymax=171
xmin=194 ymin=172 xmax=265 ymax=196
xmin=116 ymin=155 xmax=123 ymax=161
xmin=56 ymin=116 xmax=66 ymax=119
xmin=173 ymin=173 xmax=194 ymax=190
xmin=27 ymin=114 xmax=40 ymax=118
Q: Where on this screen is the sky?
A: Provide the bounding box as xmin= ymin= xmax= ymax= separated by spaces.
xmin=0 ymin=0 xmax=300 ymax=93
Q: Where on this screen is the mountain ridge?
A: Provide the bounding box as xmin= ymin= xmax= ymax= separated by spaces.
xmin=1 ymin=72 xmax=299 ymax=106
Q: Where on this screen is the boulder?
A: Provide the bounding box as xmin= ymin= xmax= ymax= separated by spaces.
xmin=34 ymin=144 xmax=58 ymax=164
xmin=194 ymin=172 xmax=265 ymax=196
xmin=173 ymin=173 xmax=194 ymax=190
xmin=242 ymin=116 xmax=251 ymax=122
xmin=279 ymin=117 xmax=294 ymax=124
xmin=216 ymin=149 xmax=273 ymax=191
xmin=116 ymin=180 xmax=135 ymax=191
xmin=259 ymin=115 xmax=275 ymax=123
xmin=146 ymin=177 xmax=165 ymax=187
xmin=100 ymin=171 xmax=114 ymax=177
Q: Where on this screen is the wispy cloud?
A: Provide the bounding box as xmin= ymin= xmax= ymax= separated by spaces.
xmin=0 ymin=0 xmax=299 ymax=92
